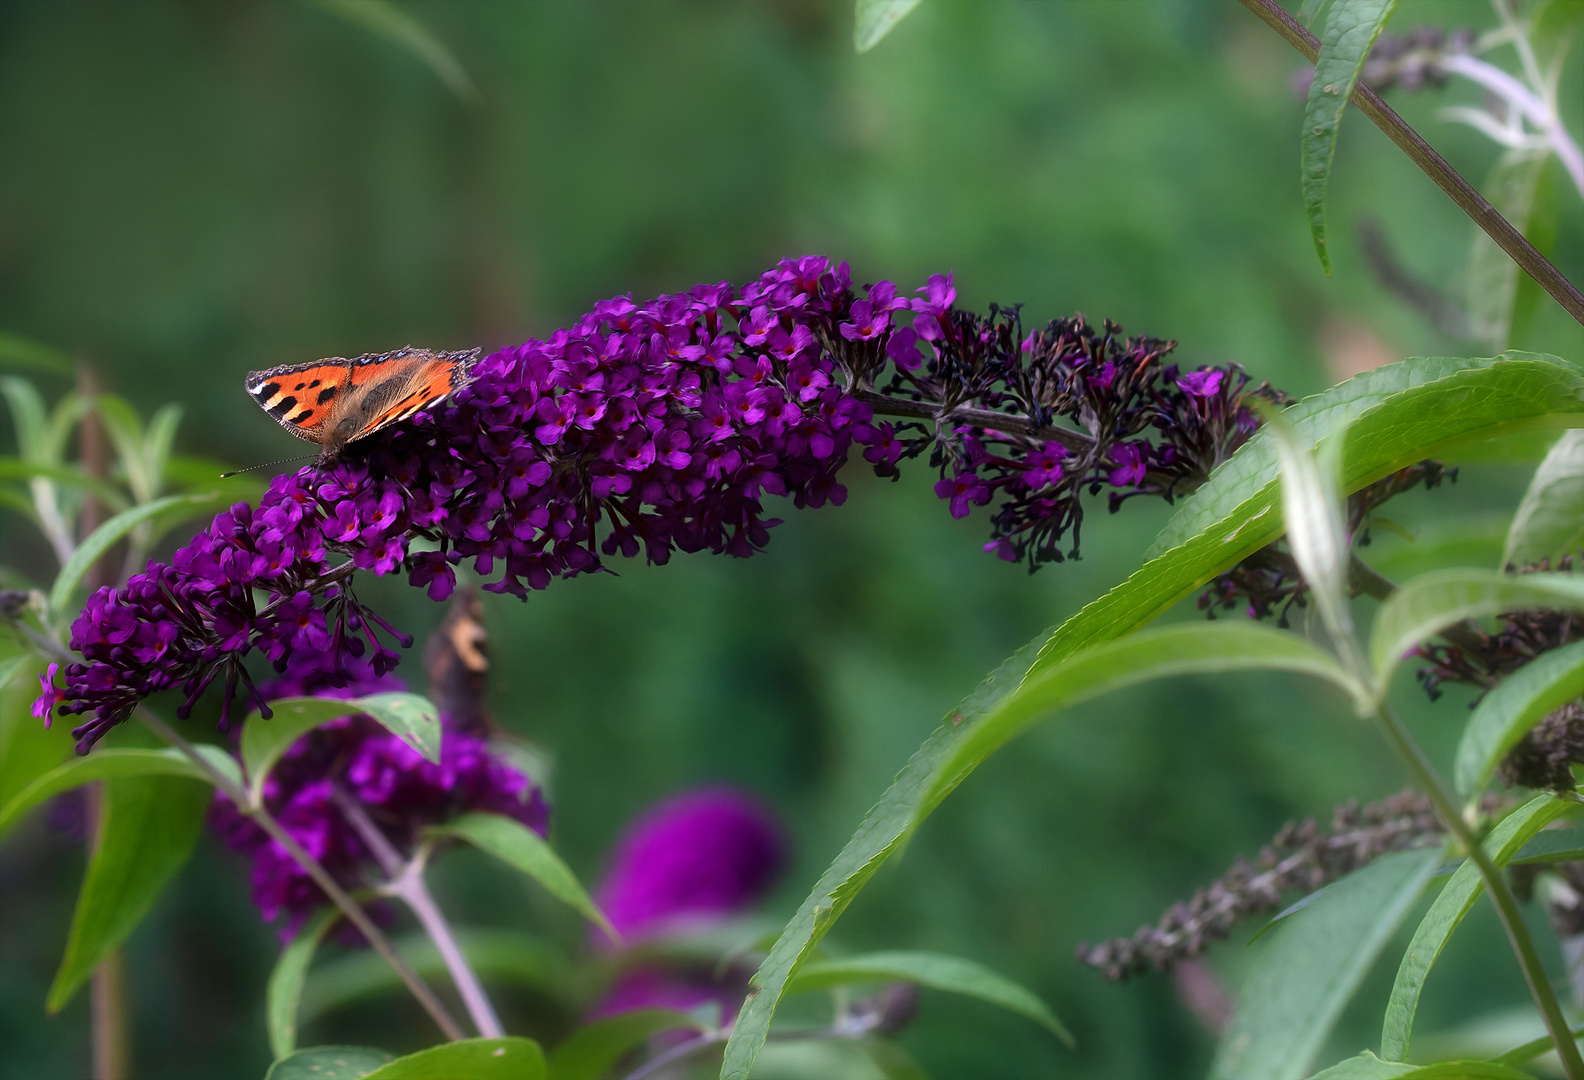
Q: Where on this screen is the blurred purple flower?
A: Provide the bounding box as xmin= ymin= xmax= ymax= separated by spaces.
xmin=1178 ymin=369 xmax=1225 ymax=398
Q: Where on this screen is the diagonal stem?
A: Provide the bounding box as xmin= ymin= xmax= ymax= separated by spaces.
xmin=1234 ymin=0 xmax=1584 ymax=328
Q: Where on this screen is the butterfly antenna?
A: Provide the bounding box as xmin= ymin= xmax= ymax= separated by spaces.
xmin=219 ymin=454 xmax=315 ymax=479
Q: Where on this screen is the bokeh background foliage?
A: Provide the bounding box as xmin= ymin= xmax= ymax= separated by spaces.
xmin=1 ymin=1 xmax=1582 ymax=1077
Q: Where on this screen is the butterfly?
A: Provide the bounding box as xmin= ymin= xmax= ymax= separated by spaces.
xmin=246 ymin=346 xmax=481 ymax=464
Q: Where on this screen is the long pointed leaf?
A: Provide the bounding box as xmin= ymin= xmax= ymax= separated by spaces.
xmin=0 ymin=745 xmax=238 ymax=837
xmin=46 ymin=774 xmax=211 ymax=1012
xmin=1503 ymin=428 xmax=1584 ymax=568
xmin=267 ymin=907 xmax=340 ymax=1060
xmin=1454 ymin=638 xmax=1584 ymax=795
xmin=1302 ymin=0 xmax=1401 ymax=272
xmin=265 ymin=1046 xmax=395 ymax=1079
xmin=0 ymin=332 xmax=72 ymax=375
xmin=1380 ymin=795 xmax=1570 ymax=1060
xmin=306 ymin=0 xmax=478 ymax=101
xmin=1211 ymin=848 xmax=1440 ymax=1079
xmin=1308 ymin=1051 xmax=1536 ymax=1078
xmin=48 ymin=493 xmax=208 ymax=615
xmin=241 ymin=693 xmax=440 ymax=806
xmin=361 ymin=1037 xmax=545 ymax=1080
xmin=0 ymin=457 xmax=129 ymax=511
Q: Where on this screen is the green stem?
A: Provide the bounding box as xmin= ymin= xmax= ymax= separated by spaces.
xmin=1234 ymin=0 xmax=1584 ymax=329
xmin=134 ymin=708 xmax=467 ymax=1043
xmin=1373 ymin=702 xmax=1582 ymax=1077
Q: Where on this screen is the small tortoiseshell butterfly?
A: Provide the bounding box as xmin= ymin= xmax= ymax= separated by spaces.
xmin=246 ymin=346 xmax=480 ymax=464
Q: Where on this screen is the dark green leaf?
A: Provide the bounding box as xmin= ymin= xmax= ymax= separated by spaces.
xmin=305 ymin=0 xmax=478 ymax=101
xmin=1510 ymin=827 xmax=1584 ymax=865
xmin=1302 ymin=0 xmax=1401 ymax=272
xmin=0 ymin=331 xmax=72 ymax=375
xmin=1212 ymin=848 xmax=1440 ymax=1080
xmin=1380 ymin=795 xmax=1570 ymax=1060
xmin=267 ymin=908 xmax=340 ymax=1061
xmin=362 ymin=1037 xmax=545 ymax=1080
xmin=1307 ymin=1050 xmax=1536 ymax=1078
xmin=1503 ymin=429 xmax=1584 ymax=568
xmin=49 ymin=494 xmax=209 ymax=616
xmin=855 ymin=0 xmax=922 ymax=52
xmin=427 ymin=812 xmax=616 ymax=940
xmin=0 ymin=746 xmax=238 ymax=837
xmin=547 ymin=1010 xmax=705 ymax=1080
xmin=858 ymin=1039 xmax=936 ymax=1080
xmin=47 ymin=774 xmax=211 ymax=1011
xmin=1454 ymin=638 xmax=1584 ymax=795
xmin=265 ymin=1046 xmax=395 ymax=1080
xmin=1032 ymin=355 xmax=1584 ymax=682
xmin=787 ymin=950 xmax=1072 ymax=1045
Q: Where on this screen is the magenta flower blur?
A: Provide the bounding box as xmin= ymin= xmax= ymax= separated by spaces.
xmin=209 ymin=654 xmax=548 ymax=936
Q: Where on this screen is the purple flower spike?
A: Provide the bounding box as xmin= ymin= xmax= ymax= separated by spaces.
xmin=1178 ymin=369 xmax=1225 ymax=398
xmin=595 ymin=786 xmax=786 ymax=942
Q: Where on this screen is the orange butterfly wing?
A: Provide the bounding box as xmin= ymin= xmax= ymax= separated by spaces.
xmin=245 ymin=362 xmax=355 ymax=444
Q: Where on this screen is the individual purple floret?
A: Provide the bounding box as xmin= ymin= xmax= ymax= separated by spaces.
xmin=209 ymin=653 xmax=548 ymax=937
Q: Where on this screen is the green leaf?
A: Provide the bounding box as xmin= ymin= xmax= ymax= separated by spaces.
xmin=48 ymin=494 xmax=208 ymax=615
xmin=1454 ymin=638 xmax=1584 ymax=795
xmin=427 ymin=812 xmax=617 ymax=941
xmin=1468 ymin=149 xmax=1549 ymax=352
xmin=362 ymin=1037 xmax=546 ymax=1080
xmin=1363 ymin=517 xmax=1511 ymax=583
xmin=721 ymin=623 xmax=1356 ymax=1079
xmin=1035 ymin=354 xmax=1584 ymax=683
xmin=1503 ymin=429 xmax=1584 ymax=569
xmin=267 ymin=907 xmax=340 ymax=1061
xmin=1212 ymin=848 xmax=1440 ymax=1080
xmin=242 ymin=693 xmax=440 ymax=806
xmin=92 ymin=394 xmax=150 ymax=501
xmin=0 ymin=376 xmax=50 ymax=457
xmin=1380 ymin=795 xmax=1571 ymax=1061
xmin=1497 ymin=1019 xmax=1584 ymax=1067
xmin=299 ymin=928 xmax=570 ymax=1026
xmin=0 ymin=457 xmax=129 ymax=512
xmin=47 ymin=774 xmax=211 ymax=1012
xmin=305 ymin=0 xmax=478 ymax=101
xmin=547 ymin=1010 xmax=706 ymax=1080
xmin=855 ymin=0 xmax=922 ymax=52
xmin=0 ymin=745 xmax=238 ymax=837
xmin=1302 ymin=0 xmax=1401 ymax=273
xmin=787 ymin=950 xmax=1072 ymax=1045
xmin=1510 ymin=827 xmax=1584 ymax=865
xmin=1369 ymin=569 xmax=1584 ymax=689
xmin=1307 ymin=1050 xmax=1537 ymax=1079
xmin=858 ymin=1039 xmax=936 ymax=1080
xmin=357 ymin=692 xmax=441 ymax=765
xmin=265 ymin=1046 xmax=395 ymax=1080
xmin=0 ymin=331 xmax=72 ymax=375
xmin=0 ymin=655 xmax=75 ymax=812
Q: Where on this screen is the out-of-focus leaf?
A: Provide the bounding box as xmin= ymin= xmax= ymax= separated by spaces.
xmin=1034 ymin=355 xmax=1584 ymax=682
xmin=1302 ymin=0 xmax=1401 ymax=273
xmin=1535 ymin=0 xmax=1584 ymax=42
xmin=265 ymin=1046 xmax=395 ymax=1080
xmin=0 ymin=654 xmax=73 ymax=811
xmin=241 ymin=694 xmax=440 ymax=805
xmin=427 ymin=812 xmax=616 ymax=940
xmin=0 ymin=745 xmax=238 ymax=837
xmin=144 ymin=404 xmax=182 ymax=494
xmin=43 ymin=391 xmax=91 ymax=465
xmin=1454 ymin=638 xmax=1584 ymax=795
xmin=1361 ymin=517 xmax=1510 ymax=582
xmin=306 ymin=0 xmax=478 ymax=101
xmin=93 ymin=394 xmax=150 ymax=500
xmin=0 ymin=457 xmax=128 ymax=512
xmin=1212 ymin=848 xmax=1440 ymax=1080
xmin=357 ymin=692 xmax=441 ymax=764
xmin=299 ymin=928 xmax=570 ymax=1025
xmin=546 ymin=1010 xmax=705 ymax=1080
xmin=787 ymin=950 xmax=1072 ymax=1045
xmin=855 ymin=0 xmax=922 ymax=52
xmin=859 ymin=1039 xmax=935 ymax=1080
xmin=1380 ymin=795 xmax=1570 ymax=1061
xmin=1503 ymin=428 xmax=1584 ymax=568
xmin=46 ymin=774 xmax=210 ymax=1012
xmin=1306 ymin=1051 xmax=1537 ymax=1078
xmin=49 ymin=494 xmax=207 ymax=616
xmin=0 ymin=332 xmax=72 ymax=375
xmin=0 ymin=376 xmax=48 ymax=460
xmin=267 ymin=907 xmax=340 ymax=1061
xmin=1510 ymin=827 xmax=1584 ymax=864
xmin=1369 ymin=569 xmax=1584 ymax=689
xmin=361 ymin=1037 xmax=545 ymax=1079
xmin=1497 ymin=1019 xmax=1584 ymax=1066
xmin=1468 ymin=149 xmax=1548 ymax=352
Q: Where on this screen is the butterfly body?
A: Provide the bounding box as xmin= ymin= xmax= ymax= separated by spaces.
xmin=246 ymin=346 xmax=480 ymax=464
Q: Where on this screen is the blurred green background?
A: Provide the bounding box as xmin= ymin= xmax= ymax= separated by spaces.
xmin=2 ymin=0 xmax=1583 ymax=1077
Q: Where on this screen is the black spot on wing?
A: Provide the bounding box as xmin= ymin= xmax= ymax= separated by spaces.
xmin=309 ymin=379 xmax=322 ymax=389
xmin=293 ymin=382 xmax=306 ymax=391
xmin=316 ymin=385 xmax=339 ymax=405
xmin=267 ymin=395 xmax=298 ymax=418
xmin=254 ymin=381 xmax=282 ymax=402
xmin=289 ymin=409 xmax=316 ymax=424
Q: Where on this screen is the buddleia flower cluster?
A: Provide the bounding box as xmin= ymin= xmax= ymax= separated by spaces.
xmin=39 ymin=256 xmax=1277 ymax=751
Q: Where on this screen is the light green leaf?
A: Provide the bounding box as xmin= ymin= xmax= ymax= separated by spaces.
xmin=1 ymin=376 xmax=50 ymax=458
xmin=427 ymin=812 xmax=616 ymax=941
xmin=1212 ymin=848 xmax=1440 ymax=1080
xmin=47 ymin=774 xmax=211 ymax=1012
xmin=787 ymin=950 xmax=1072 ymax=1045
xmin=267 ymin=907 xmax=340 ymax=1061
xmin=0 ymin=457 xmax=129 ymax=512
xmin=144 ymin=404 xmax=182 ymax=495
xmin=362 ymin=1037 xmax=546 ymax=1080
xmin=1503 ymin=429 xmax=1584 ymax=569
xmin=44 ymin=391 xmax=92 ymax=466
xmin=721 ymin=623 xmax=1357 ymax=1079
xmin=1362 ymin=517 xmax=1511 ymax=583
xmin=92 ymin=394 xmax=150 ymax=501
xmin=306 ymin=0 xmax=478 ymax=101
xmin=357 ymin=692 xmax=441 ymax=765
xmin=242 ymin=693 xmax=440 ymax=806
xmin=299 ymin=928 xmax=570 ymax=1026
xmin=1497 ymin=1018 xmax=1584 ymax=1067
xmin=1368 ymin=569 xmax=1584 ymax=689
xmin=1035 ymin=355 xmax=1584 ymax=683
xmin=1454 ymin=638 xmax=1584 ymax=795
xmin=1380 ymin=795 xmax=1570 ymax=1061
xmin=1302 ymin=0 xmax=1401 ymax=273
xmin=547 ymin=1010 xmax=706 ymax=1080
xmin=0 ymin=745 xmax=238 ymax=837
xmin=265 ymin=1046 xmax=395 ymax=1080
xmin=0 ymin=331 xmax=72 ymax=375
xmin=855 ymin=0 xmax=922 ymax=52
xmin=1307 ymin=1050 xmax=1536 ymax=1078
xmin=1468 ymin=149 xmax=1549 ymax=352
xmin=1510 ymin=827 xmax=1584 ymax=865
xmin=49 ymin=494 xmax=207 ymax=615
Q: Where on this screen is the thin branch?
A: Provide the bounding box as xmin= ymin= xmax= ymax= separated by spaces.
xmin=1235 ymin=0 xmax=1584 ymax=328
xmin=850 ymin=388 xmax=1098 ymax=456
